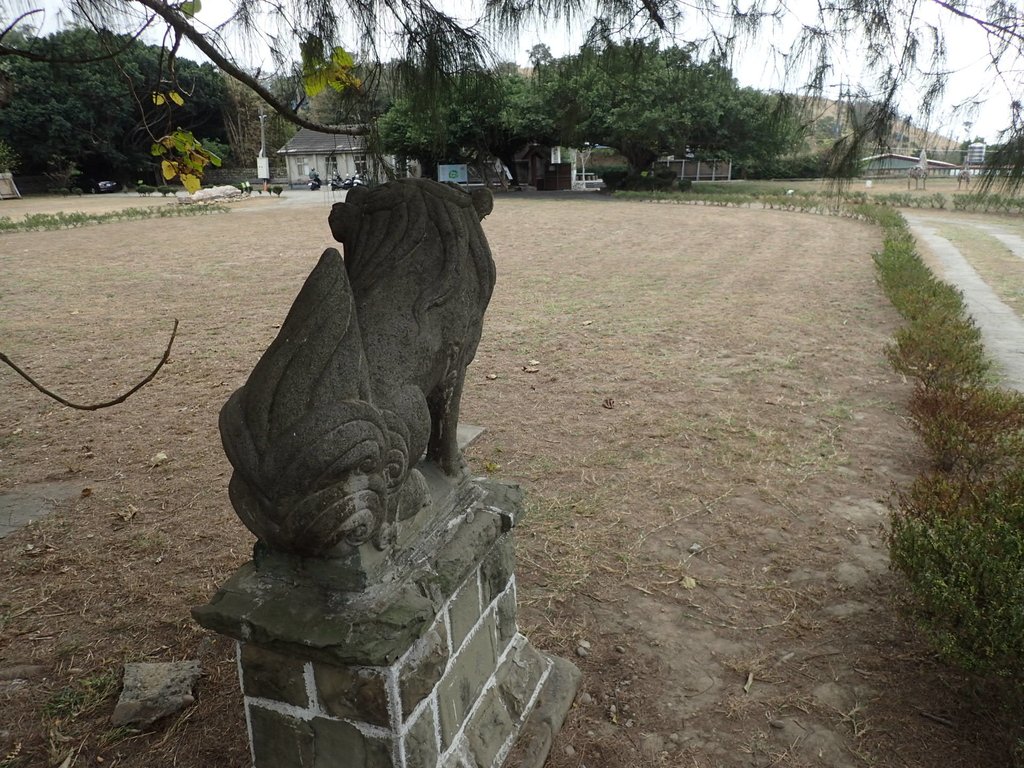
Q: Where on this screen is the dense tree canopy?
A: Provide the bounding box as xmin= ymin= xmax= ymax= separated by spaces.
xmin=1 ymin=0 xmax=1023 ymax=184
xmin=379 ymin=70 xmax=557 ymax=183
xmin=376 ymin=43 xmax=800 ymax=180
xmin=535 ymin=41 xmax=800 ymax=172
xmin=0 ymin=27 xmax=226 ymax=183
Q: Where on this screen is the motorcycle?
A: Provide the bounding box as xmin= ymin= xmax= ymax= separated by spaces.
xmin=340 ymin=173 xmax=366 ymax=190
xmin=329 ymin=173 xmax=345 ymax=191
xmin=308 ymin=171 xmax=322 ymax=191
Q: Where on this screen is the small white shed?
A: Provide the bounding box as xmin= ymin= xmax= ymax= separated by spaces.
xmin=276 ymin=127 xmax=373 ymax=186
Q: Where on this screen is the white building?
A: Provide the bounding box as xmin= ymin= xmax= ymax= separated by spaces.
xmin=276 ymin=127 xmax=379 ymax=186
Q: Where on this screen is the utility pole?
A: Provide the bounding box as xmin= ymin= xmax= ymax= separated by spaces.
xmin=257 ymin=113 xmax=269 ymax=192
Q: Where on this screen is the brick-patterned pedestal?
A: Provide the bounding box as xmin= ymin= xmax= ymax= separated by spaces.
xmin=194 ymin=480 xmax=579 ymax=768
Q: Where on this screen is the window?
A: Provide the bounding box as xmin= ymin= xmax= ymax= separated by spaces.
xmin=354 ymin=153 xmax=368 ymax=176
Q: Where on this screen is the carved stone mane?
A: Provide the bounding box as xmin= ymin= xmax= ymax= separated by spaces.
xmin=219 ymin=179 xmax=495 ymax=564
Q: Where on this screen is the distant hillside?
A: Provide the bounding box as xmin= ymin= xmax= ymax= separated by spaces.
xmin=799 ymin=96 xmax=963 ymax=159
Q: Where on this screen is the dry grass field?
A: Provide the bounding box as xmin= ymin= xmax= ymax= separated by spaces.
xmin=0 ymin=190 xmax=1016 ymax=767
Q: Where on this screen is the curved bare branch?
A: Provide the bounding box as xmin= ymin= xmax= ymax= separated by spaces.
xmin=0 ymin=320 xmax=179 ymax=411
xmin=128 ymin=0 xmax=364 ymax=134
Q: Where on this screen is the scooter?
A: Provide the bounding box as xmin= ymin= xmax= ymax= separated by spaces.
xmin=340 ymin=173 xmax=365 ymax=190
xmin=308 ymin=171 xmax=322 ymax=191
xmin=329 ymin=173 xmax=345 ymax=191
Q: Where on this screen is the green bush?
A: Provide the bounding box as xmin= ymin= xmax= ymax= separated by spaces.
xmin=891 ymin=469 xmax=1024 ymax=679
xmin=70 ymin=187 xmax=83 ymax=196
xmin=271 ymin=185 xmax=283 ymax=196
xmin=157 ymin=185 xmax=177 ymax=196
xmin=607 ymin=168 xmax=679 ymax=192
xmin=909 ymin=386 xmax=1024 ymax=478
xmin=677 ymin=179 xmax=692 ymax=192
xmin=0 ymin=204 xmax=229 ymax=234
xmin=886 ymin=310 xmax=989 ymax=390
xmin=867 ymin=203 xmax=1024 ymax=694
xmin=136 ymin=184 xmax=156 ymax=196
xmin=740 ymin=152 xmax=825 ymax=179
xmin=599 ymin=168 xmax=628 ymax=190
xmin=869 ymin=207 xmax=990 ymax=390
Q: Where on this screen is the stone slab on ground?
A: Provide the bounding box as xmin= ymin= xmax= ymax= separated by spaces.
xmin=111 ymin=660 xmax=201 ymax=727
xmin=0 ymin=481 xmax=82 ymax=538
xmin=505 ymin=653 xmax=582 ymax=768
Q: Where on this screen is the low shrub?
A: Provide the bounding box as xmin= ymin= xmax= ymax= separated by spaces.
xmin=136 ymin=184 xmax=156 ymax=196
xmin=739 ymin=152 xmax=825 ymax=179
xmin=271 ymin=185 xmax=283 ymax=196
xmin=891 ymin=469 xmax=1024 ymax=679
xmin=157 ymin=185 xmax=177 ymax=196
xmin=909 ymin=386 xmax=1024 ymax=478
xmin=886 ymin=310 xmax=989 ymax=390
xmin=868 ymin=203 xmax=1024 ymax=697
xmin=599 ymin=169 xmax=628 ymax=190
xmin=0 ymin=204 xmax=229 ymax=234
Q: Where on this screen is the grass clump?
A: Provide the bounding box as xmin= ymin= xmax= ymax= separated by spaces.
xmin=43 ymin=671 xmax=119 ymax=720
xmin=862 ymin=204 xmax=1024 ymax=692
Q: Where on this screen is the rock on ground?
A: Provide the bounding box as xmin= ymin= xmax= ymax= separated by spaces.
xmin=189 ymin=185 xmax=242 ymax=202
xmin=111 ymin=660 xmax=201 ymax=727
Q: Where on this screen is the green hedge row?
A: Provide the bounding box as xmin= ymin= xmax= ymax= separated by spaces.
xmin=0 ymin=204 xmax=230 ymax=233
xmin=863 ymin=204 xmax=1024 ymax=687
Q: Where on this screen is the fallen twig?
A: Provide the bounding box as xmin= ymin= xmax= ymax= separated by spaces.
xmin=918 ymin=710 xmax=956 ymax=728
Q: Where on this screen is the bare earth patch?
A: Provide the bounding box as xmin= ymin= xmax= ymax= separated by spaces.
xmin=0 ymin=194 xmax=1011 ymax=766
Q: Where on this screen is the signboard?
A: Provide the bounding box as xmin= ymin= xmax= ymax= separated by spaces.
xmin=438 ymin=164 xmax=468 ymax=184
xmin=257 ymin=157 xmax=271 ymax=180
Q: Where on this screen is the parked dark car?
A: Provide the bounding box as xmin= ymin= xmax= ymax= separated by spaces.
xmin=95 ymin=180 xmax=120 ymax=193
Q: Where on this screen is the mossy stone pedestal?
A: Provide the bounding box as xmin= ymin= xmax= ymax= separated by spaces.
xmin=193 ymin=479 xmax=580 ymax=768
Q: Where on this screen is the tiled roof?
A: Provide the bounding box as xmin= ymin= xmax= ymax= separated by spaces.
xmin=277 ymin=127 xmax=367 ymax=155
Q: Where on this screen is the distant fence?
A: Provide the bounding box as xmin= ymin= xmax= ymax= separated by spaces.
xmin=659 ymin=159 xmax=733 ymax=181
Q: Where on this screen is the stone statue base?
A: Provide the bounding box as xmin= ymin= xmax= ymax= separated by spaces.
xmin=193 ymin=475 xmax=579 ymax=768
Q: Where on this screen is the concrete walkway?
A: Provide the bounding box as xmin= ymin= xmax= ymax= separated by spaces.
xmin=902 ymin=213 xmax=1024 ymax=391
xmin=973 ymin=225 xmax=1024 ymax=263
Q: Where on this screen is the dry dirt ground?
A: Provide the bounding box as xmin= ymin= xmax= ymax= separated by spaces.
xmin=0 ymin=192 xmax=1015 ymax=767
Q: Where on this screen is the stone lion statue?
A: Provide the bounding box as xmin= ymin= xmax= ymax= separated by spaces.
xmin=219 ymin=179 xmax=495 ymax=559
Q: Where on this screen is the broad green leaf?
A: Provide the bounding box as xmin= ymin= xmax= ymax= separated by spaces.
xmin=301 ymin=40 xmax=359 ymax=96
xmin=161 ymin=160 xmax=177 ymax=180
xmin=152 ymin=92 xmax=166 ymax=105
xmin=179 ymin=0 xmax=201 ymax=16
xmin=181 ymin=173 xmax=201 ymax=194
xmin=304 ymin=71 xmax=329 ymax=98
xmin=208 ymin=151 xmax=222 ymax=168
xmin=329 ymin=47 xmax=354 ymax=68
xmin=150 ymin=143 xmax=167 ymax=156
xmin=169 ymin=91 xmax=185 ymax=106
